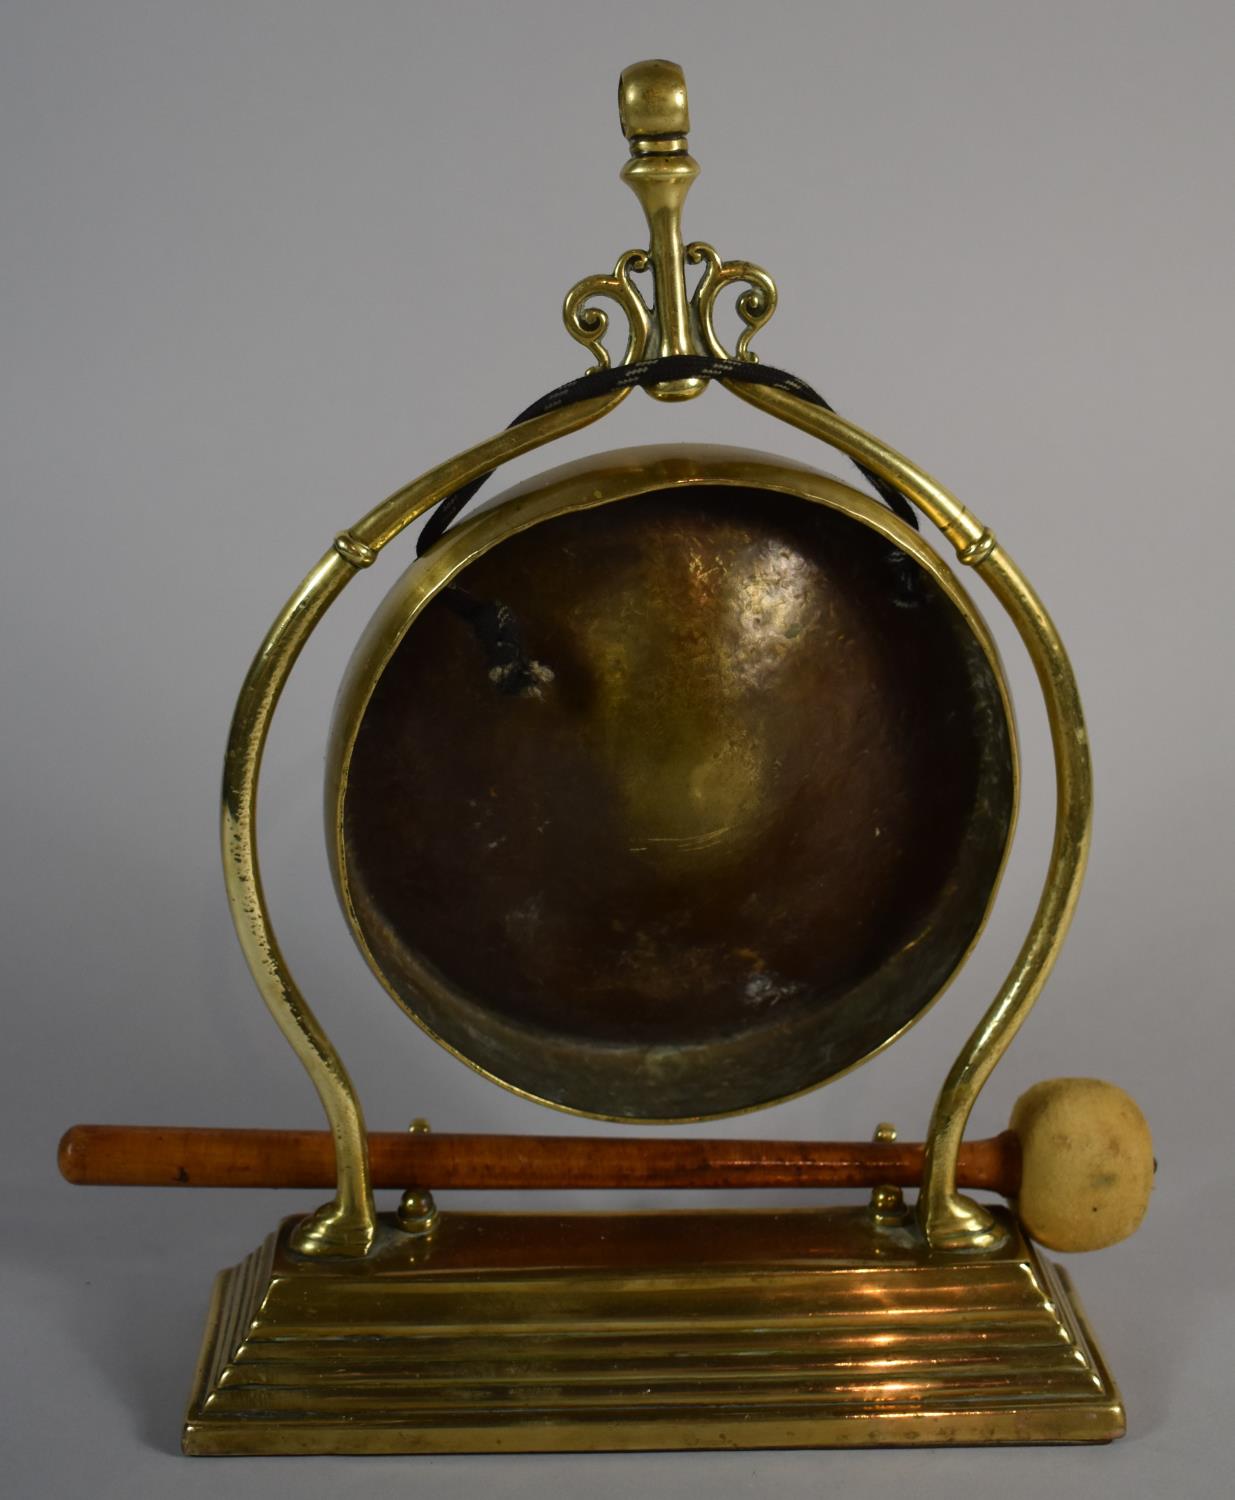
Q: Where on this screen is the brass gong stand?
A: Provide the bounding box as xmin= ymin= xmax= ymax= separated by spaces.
xmin=60 ymin=60 xmax=1152 ymax=1454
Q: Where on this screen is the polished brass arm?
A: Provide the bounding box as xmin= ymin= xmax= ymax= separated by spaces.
xmin=221 ymin=389 xmax=630 ymax=1257
xmin=724 ymin=379 xmax=1093 ymax=1251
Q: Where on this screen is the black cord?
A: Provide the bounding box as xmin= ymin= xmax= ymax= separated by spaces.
xmin=417 ymin=355 xmax=924 ymax=695
xmin=417 ymin=354 xmax=920 ymax=555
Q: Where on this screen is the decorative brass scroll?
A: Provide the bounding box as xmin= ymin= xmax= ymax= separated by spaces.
xmin=562 ymin=250 xmax=651 ymax=371
xmin=562 ymin=60 xmax=778 ymax=391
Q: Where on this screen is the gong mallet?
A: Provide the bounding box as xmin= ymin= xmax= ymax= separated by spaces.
xmin=60 ymin=1077 xmax=1152 ymax=1254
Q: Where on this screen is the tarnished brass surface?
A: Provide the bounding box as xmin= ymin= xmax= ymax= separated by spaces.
xmin=183 ymin=1206 xmax=1124 ymax=1454
xmin=328 ymin=449 xmax=1017 ymax=1121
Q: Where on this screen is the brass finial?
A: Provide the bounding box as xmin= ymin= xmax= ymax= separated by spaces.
xmin=619 ymin=58 xmax=690 ymax=142
xmin=562 ymin=61 xmax=777 ymax=396
xmin=618 ymin=61 xmax=704 ymax=400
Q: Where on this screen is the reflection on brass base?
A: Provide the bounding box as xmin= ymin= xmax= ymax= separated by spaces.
xmin=183 ymin=1207 xmax=1123 ymax=1455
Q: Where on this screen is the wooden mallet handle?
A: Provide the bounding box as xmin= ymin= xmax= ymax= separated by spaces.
xmin=58 ymin=1082 xmax=1153 ymax=1254
xmin=58 ymin=1123 xmax=1021 ymax=1195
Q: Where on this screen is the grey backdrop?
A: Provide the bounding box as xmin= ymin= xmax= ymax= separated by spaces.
xmin=3 ymin=2 xmax=1233 ymax=1495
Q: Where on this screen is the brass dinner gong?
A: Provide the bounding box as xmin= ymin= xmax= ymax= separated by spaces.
xmin=329 ymin=450 xmax=1017 ymax=1121
xmin=59 ymin=59 xmax=1153 ymax=1455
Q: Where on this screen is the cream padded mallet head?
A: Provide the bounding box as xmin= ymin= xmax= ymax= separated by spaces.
xmin=1010 ymin=1077 xmax=1154 ymax=1252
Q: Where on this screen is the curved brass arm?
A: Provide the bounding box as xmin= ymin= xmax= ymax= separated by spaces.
xmin=724 ymin=379 xmax=1092 ymax=1251
xmin=222 ymin=390 xmax=630 ymax=1257
xmin=225 ymin=359 xmax=1086 ymax=1258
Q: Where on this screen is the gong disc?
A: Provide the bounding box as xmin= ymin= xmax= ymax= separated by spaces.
xmin=327 ymin=448 xmax=1017 ymax=1120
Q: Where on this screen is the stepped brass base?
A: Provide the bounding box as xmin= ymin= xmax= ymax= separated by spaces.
xmin=183 ymin=1206 xmax=1124 ymax=1455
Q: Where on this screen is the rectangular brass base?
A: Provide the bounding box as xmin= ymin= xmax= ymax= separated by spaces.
xmin=183 ymin=1206 xmax=1124 ymax=1454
